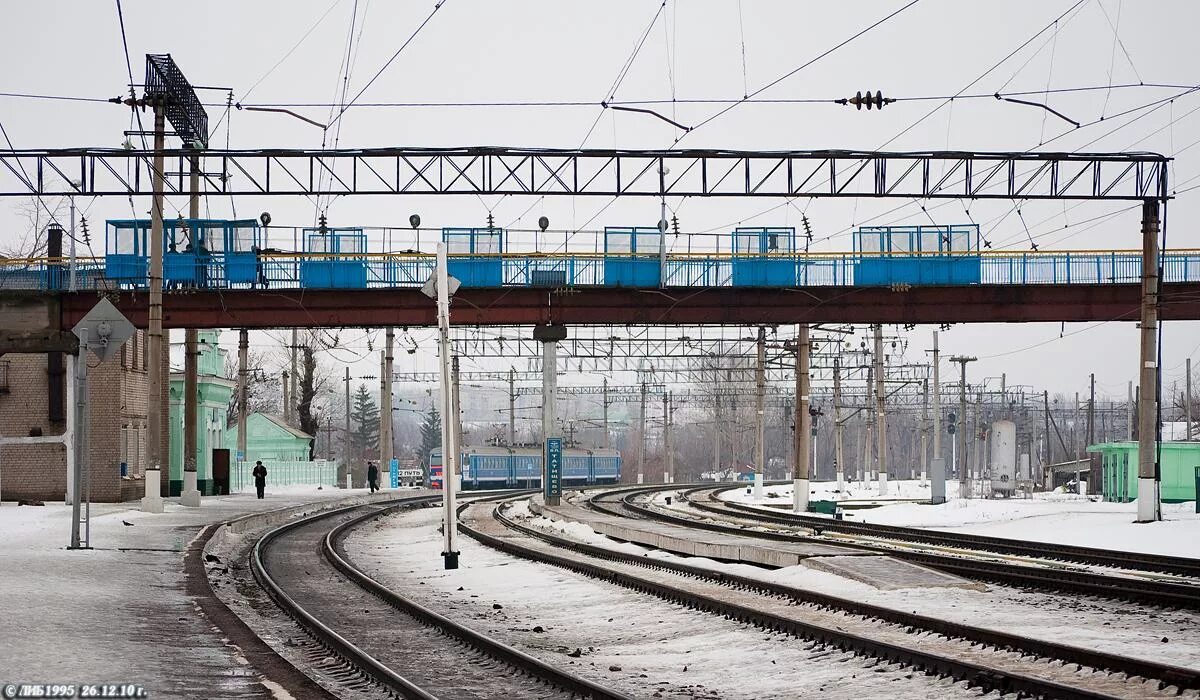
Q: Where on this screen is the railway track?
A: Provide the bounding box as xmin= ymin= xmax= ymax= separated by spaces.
xmin=701 ymin=484 xmax=1200 ymax=578
xmin=463 ymin=494 xmax=1200 ymax=699
xmin=249 ymin=494 xmax=630 ymax=700
xmin=592 ymin=484 xmax=1200 ymax=610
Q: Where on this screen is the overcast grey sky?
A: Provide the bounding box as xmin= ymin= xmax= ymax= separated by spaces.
xmin=2 ymin=0 xmax=1198 ymax=398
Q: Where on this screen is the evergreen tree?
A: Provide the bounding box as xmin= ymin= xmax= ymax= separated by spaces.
xmin=350 ymin=384 xmax=380 ymax=458
xmin=419 ymin=406 xmax=442 ymax=466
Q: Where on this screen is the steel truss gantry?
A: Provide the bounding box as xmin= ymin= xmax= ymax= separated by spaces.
xmin=0 ymin=147 xmax=1168 ymax=200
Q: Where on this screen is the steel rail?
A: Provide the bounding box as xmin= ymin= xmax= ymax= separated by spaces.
xmin=251 ymin=498 xmax=439 ymax=699
xmin=601 ymin=486 xmax=1200 ymax=610
xmin=489 ymin=492 xmax=1200 ymax=693
xmin=461 ymin=496 xmax=1171 ymax=699
xmin=251 ymin=494 xmax=630 ymax=700
xmin=326 ymin=501 xmax=633 ymax=700
xmin=704 ymin=488 xmax=1200 ymax=577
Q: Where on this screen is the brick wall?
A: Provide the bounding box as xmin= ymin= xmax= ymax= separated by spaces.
xmin=0 ymin=329 xmax=162 ymax=502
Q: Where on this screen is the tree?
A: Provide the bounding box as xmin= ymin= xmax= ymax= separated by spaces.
xmin=419 ymin=406 xmax=442 ymax=466
xmin=296 ymin=344 xmax=328 ymax=459
xmin=350 ymin=384 xmax=380 ymax=459
xmin=225 ymin=349 xmax=281 ymax=427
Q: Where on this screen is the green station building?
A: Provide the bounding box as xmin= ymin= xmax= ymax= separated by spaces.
xmin=222 ymin=412 xmax=321 ymax=490
xmin=1086 ymin=441 xmax=1199 ymax=503
xmin=168 ymin=332 xmax=235 ymax=496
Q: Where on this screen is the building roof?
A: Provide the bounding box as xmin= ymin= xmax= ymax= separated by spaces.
xmin=256 ymin=412 xmax=314 ymax=441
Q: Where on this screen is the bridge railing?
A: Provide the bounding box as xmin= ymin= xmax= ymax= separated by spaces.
xmin=2 ymin=250 xmax=1198 ymax=291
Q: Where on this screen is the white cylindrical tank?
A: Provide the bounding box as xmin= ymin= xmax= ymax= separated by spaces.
xmin=989 ymin=420 xmax=1017 ymax=496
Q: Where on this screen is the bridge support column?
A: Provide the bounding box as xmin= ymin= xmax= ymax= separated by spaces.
xmin=754 ymin=327 xmax=766 ymax=500
xmin=181 ymin=153 xmax=201 ymax=508
xmin=142 ymin=105 xmax=166 ymax=514
xmin=1137 ymin=199 xmax=1162 ymax=523
xmin=534 ymin=324 xmax=567 ymax=505
xmin=793 ymin=325 xmax=811 ymax=514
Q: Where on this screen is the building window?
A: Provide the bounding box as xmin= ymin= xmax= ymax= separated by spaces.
xmin=0 ymin=360 xmax=8 ymax=394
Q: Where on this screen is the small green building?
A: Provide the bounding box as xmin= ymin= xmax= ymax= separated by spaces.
xmin=228 ymin=412 xmax=314 ymax=462
xmin=168 ymin=332 xmax=234 ymax=496
xmin=1086 ymin=442 xmax=1199 ymax=503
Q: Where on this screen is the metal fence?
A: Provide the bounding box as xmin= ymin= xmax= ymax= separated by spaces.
xmin=231 ymin=459 xmax=337 ymax=492
xmin=2 ymin=250 xmax=1198 ymax=291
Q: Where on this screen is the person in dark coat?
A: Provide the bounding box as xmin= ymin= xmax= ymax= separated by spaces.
xmin=367 ymin=461 xmax=379 ymax=494
xmin=252 ymin=460 xmax=268 ymax=499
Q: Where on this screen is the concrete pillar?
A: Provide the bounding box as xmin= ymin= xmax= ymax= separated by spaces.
xmin=1137 ymin=199 xmax=1161 ymax=522
xmin=534 ymin=324 xmax=566 ymax=504
xmin=143 ymin=105 xmax=166 ymax=512
xmin=754 ymin=326 xmax=766 ymax=499
xmin=874 ymin=325 xmax=888 ymax=496
xmin=180 ymin=154 xmax=201 ymax=508
xmin=794 ymin=325 xmax=811 ymax=514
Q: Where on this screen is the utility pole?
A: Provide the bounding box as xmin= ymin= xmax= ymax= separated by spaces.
xmin=1136 ymin=199 xmax=1161 ymax=522
xmin=289 ymin=329 xmax=298 ymax=424
xmin=507 ymin=367 xmax=517 ymax=446
xmin=1127 ymin=380 xmax=1134 ymax=441
xmin=1087 ymin=373 xmax=1096 ymax=489
xmin=237 ymin=330 xmax=248 ymax=474
xmin=433 ymin=243 xmax=461 ymax=566
xmin=601 ymin=377 xmax=609 ymax=449
xmin=714 ymin=395 xmax=722 ymax=478
xmin=1187 ymin=358 xmax=1193 ymax=440
xmin=638 ymin=380 xmax=647 ymax=484
xmin=930 ymin=331 xmax=945 ymax=503
xmin=833 ymin=355 xmax=845 ymax=494
xmin=921 ymin=377 xmax=929 ymax=486
xmin=142 ymin=104 xmax=166 ymax=513
xmin=794 ymin=324 xmax=811 ymax=514
xmin=181 ymin=152 xmax=201 ymax=507
xmin=950 ymin=356 xmax=977 ymax=498
xmin=874 ymin=325 xmax=888 ymax=496
xmin=755 ymin=326 xmax=766 ymax=498
xmin=381 ymin=327 xmax=394 ymax=472
xmin=344 ymin=366 xmax=351 ymax=487
xmin=451 ymin=355 xmax=462 ymax=457
xmin=662 ymin=392 xmax=671 ymax=484
xmin=281 ymin=371 xmax=289 ymax=423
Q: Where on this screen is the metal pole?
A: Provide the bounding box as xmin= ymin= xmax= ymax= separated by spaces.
xmin=667 ymin=392 xmax=675 ymax=483
xmin=1187 ymin=358 xmax=1193 ymax=440
xmin=237 ymin=330 xmax=248 ymax=487
xmin=921 ymin=377 xmax=929 ymax=485
xmin=794 ymin=324 xmax=810 ymax=514
xmin=755 ymin=326 xmax=766 ymax=499
xmin=68 ymin=194 xmax=77 ymax=292
xmin=1137 ymin=199 xmax=1161 ymax=522
xmin=662 ymin=392 xmax=670 ymax=484
xmin=508 ymin=367 xmax=516 ymax=446
xmin=1126 ymin=381 xmax=1134 ymax=442
xmin=874 ymin=325 xmax=888 ymax=496
xmin=384 ymin=328 xmax=394 ymax=471
xmin=435 ymin=243 xmax=460 ymax=567
xmin=289 ymin=329 xmax=298 ymax=424
xmin=833 ymin=355 xmax=845 ymax=494
xmin=69 ymin=329 xmax=88 ymax=548
xmin=601 ymin=377 xmax=609 ymax=449
xmin=144 ymin=105 xmax=166 ymax=510
xmin=638 ymin=381 xmax=647 ymax=484
xmin=344 ymin=366 xmax=351 ymax=486
xmin=452 ymin=355 xmax=462 ymax=458
xmin=951 ymin=356 xmax=976 ymax=498
xmin=1087 ymin=373 xmax=1096 ymax=489
xmin=714 ymin=395 xmax=722 ymax=478
xmin=181 ymin=153 xmax=201 ymax=507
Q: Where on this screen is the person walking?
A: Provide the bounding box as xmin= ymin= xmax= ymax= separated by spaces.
xmin=367 ymin=461 xmax=379 ymax=494
xmin=252 ymin=460 xmax=268 ymax=499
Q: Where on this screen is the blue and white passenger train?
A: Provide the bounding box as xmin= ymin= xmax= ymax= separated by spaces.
xmin=429 ymin=445 xmax=621 ymax=490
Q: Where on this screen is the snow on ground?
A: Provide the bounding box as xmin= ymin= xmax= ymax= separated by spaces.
xmin=0 ymin=488 xmax=378 ymax=693
xmin=521 ymin=498 xmax=1200 ymax=672
xmin=344 ymin=505 xmax=992 ymax=700
xmin=720 ymin=480 xmax=1200 ymax=557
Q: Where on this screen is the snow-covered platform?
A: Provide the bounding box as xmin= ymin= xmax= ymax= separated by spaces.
xmin=535 ymin=492 xmax=974 ymax=589
xmin=0 ymin=486 xmax=417 ymax=696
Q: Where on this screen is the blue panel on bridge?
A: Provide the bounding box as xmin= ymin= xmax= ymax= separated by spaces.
xmin=303 ymin=227 xmax=366 ymax=288
xmin=443 ymin=227 xmax=505 ymax=288
xmin=731 ymin=227 xmax=798 ymax=286
xmin=604 ymin=227 xmax=661 ymax=287
xmin=854 ymin=255 xmax=983 ymax=286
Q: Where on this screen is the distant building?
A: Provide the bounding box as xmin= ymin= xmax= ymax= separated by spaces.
xmin=1087 ymin=441 xmax=1199 ymax=503
xmin=167 ymin=332 xmax=234 ymax=496
xmin=224 ymin=412 xmax=313 ymax=465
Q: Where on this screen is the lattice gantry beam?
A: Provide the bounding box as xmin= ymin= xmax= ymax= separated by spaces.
xmin=0 ymin=148 xmax=1169 ymax=200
